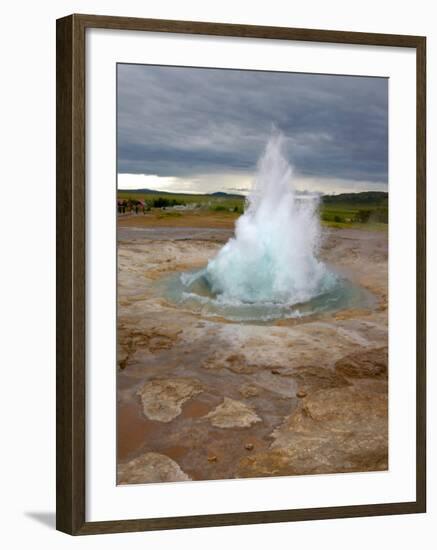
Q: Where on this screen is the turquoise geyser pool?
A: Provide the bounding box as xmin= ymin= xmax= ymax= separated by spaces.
xmin=157 ymin=267 xmax=375 ymax=323
xmin=155 ymin=133 xmax=375 ymax=323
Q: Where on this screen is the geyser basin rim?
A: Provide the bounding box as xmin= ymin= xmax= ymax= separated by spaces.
xmin=151 ymin=133 xmax=376 ymax=323
xmin=158 ymin=268 xmax=376 ymax=324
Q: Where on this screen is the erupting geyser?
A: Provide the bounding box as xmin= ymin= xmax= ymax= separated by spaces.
xmin=160 ymin=132 xmax=374 ymax=322
xmin=182 ymin=132 xmax=336 ymax=309
xmin=202 ymin=132 xmax=333 ymax=304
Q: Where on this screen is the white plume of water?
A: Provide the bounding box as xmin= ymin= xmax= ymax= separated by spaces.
xmin=202 ymin=132 xmax=334 ymax=305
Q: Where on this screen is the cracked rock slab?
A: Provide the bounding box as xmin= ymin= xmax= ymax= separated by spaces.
xmin=205 ymin=398 xmax=262 ymax=428
xmin=137 ymin=378 xmax=203 ymax=422
xmin=239 ymin=384 xmax=260 ymax=398
xmin=335 ymin=347 xmax=388 ymax=378
xmin=239 ymin=386 xmax=387 ymax=477
xmin=118 ymin=452 xmax=191 ymax=484
xmin=287 ymin=365 xmax=350 ymax=394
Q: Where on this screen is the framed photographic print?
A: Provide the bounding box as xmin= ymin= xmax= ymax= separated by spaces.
xmin=56 ymin=14 xmax=426 ymax=535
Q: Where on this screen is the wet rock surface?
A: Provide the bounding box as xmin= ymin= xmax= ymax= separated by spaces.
xmin=239 ymin=384 xmax=260 ymax=398
xmin=286 ymin=365 xmax=350 ymax=394
xmin=206 ymin=398 xmax=262 ymax=428
xmin=239 ymin=386 xmax=388 ymax=477
xmin=335 ymin=346 xmax=388 ymax=378
xmin=117 ymin=226 xmax=388 ymax=483
xmin=118 ymin=452 xmax=191 ymax=484
xmin=137 ymin=378 xmax=204 ymax=422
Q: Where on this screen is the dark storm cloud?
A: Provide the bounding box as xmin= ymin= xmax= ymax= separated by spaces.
xmin=117 ymin=64 xmax=388 ymax=185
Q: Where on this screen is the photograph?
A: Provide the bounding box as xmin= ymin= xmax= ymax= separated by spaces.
xmin=116 ymin=63 xmax=389 ymax=485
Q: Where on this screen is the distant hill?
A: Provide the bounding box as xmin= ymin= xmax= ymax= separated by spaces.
xmin=210 ymin=191 xmax=244 ymax=199
xmin=122 ymin=188 xmax=185 ymax=196
xmin=119 ymin=188 xmax=388 ymax=204
xmin=322 ymin=191 xmax=388 ymax=204
xmin=119 ymin=188 xmax=244 ymax=199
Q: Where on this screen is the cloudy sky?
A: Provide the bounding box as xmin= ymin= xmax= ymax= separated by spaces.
xmin=117 ymin=63 xmax=388 ymax=195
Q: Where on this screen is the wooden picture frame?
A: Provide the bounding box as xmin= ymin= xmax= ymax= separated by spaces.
xmin=56 ymin=13 xmax=426 ymax=535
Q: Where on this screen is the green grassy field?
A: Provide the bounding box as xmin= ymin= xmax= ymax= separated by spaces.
xmin=117 ymin=191 xmax=244 ymax=210
xmin=117 ymin=190 xmax=388 ymax=231
xmin=320 ymin=193 xmax=388 ymax=230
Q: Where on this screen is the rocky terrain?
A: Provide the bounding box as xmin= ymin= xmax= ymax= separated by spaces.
xmin=117 ymin=226 xmax=388 ymax=484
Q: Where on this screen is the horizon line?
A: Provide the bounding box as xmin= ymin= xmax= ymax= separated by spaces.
xmin=116 ymin=187 xmax=388 ymax=197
